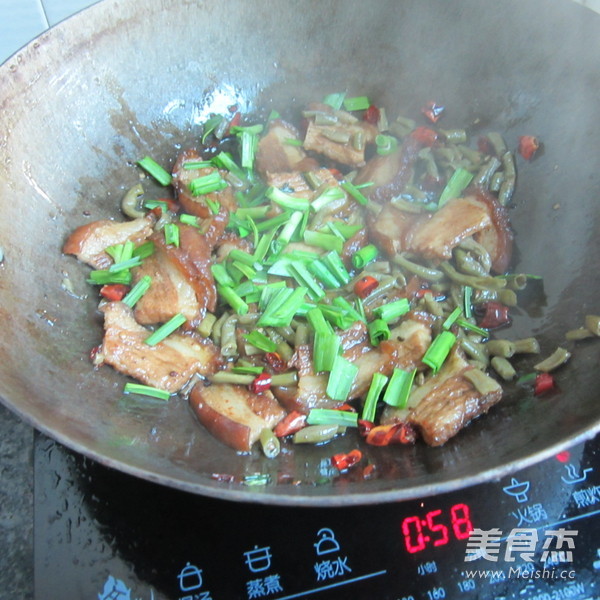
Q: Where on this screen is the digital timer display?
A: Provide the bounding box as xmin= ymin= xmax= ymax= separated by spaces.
xmin=401 ymin=503 xmax=473 ymax=554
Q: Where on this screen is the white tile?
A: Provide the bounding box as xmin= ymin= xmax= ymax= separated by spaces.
xmin=0 ymin=0 xmax=48 ymax=64
xmin=41 ymin=0 xmax=100 ymax=26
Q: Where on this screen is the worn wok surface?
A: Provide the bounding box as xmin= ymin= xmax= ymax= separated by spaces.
xmin=0 ymin=0 xmax=599 ymax=505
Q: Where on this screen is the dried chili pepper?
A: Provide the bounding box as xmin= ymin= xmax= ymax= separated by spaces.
xmin=354 ymin=275 xmax=379 ymax=298
xmin=410 ymin=126 xmax=439 ymax=147
xmin=249 ymin=372 xmax=272 ymax=394
xmin=99 ymin=284 xmax=129 ymax=302
xmin=264 ymin=352 xmax=287 ymax=373
xmin=331 ymin=449 xmax=363 ymax=471
xmin=273 ymin=411 xmax=307 ymax=437
xmin=365 ymin=423 xmax=416 ymax=446
xmin=363 ymin=104 xmax=380 ymax=125
xmin=534 ymin=372 xmax=555 ymax=396
xmin=478 ymin=301 xmax=511 ymax=329
xmin=518 ymin=135 xmax=540 ymax=161
xmin=421 ymin=101 xmax=445 ymax=123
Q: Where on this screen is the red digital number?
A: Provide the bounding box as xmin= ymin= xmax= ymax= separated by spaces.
xmin=401 ymin=516 xmax=427 ymax=554
xmin=425 ymin=509 xmax=450 ymax=547
xmin=450 ymin=503 xmax=473 ymax=540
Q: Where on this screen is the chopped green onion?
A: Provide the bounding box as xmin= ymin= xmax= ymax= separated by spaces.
xmin=438 ymin=167 xmax=474 ymax=207
xmin=352 ymin=244 xmax=378 ymax=269
xmin=368 ymin=318 xmax=391 ymax=346
xmin=211 ymin=263 xmax=235 ymax=287
xmin=255 ymin=211 xmax=292 ymax=233
xmin=189 ymin=171 xmax=227 ymax=196
xmin=303 ymin=230 xmax=343 ymax=254
xmin=422 ymin=331 xmax=456 ymax=372
xmin=311 ymin=187 xmax=346 ymax=212
xmin=137 ymin=156 xmax=172 ymax=186
xmin=132 ymin=241 xmax=155 ymax=259
xmin=323 ymin=92 xmax=346 ymax=111
xmin=259 ymin=281 xmax=288 ymax=311
xmin=332 ymin=296 xmax=364 ymax=323
xmin=517 ymin=372 xmax=537 ymax=384
xmin=253 ymin=229 xmax=277 ymax=263
xmin=277 ymin=210 xmax=304 ymax=246
xmin=383 ymin=367 xmax=417 ymax=408
xmin=343 ymin=96 xmax=370 ymax=112
xmin=362 ymin=372 xmax=389 ymax=422
xmin=340 ymin=181 xmax=369 ymax=205
xmin=105 ymin=243 xmax=124 ymax=263
xmin=464 ymin=286 xmax=473 ymax=319
xmin=201 ymin=114 xmax=224 ymax=144
xmin=206 ymin=198 xmax=221 ymax=215
xmin=234 ymin=280 xmax=258 ymax=298
xmin=322 ymin=251 xmax=350 ymax=285
xmin=307 ymin=408 xmax=358 ymax=428
xmin=288 ymin=261 xmax=325 ymax=301
xmin=258 ymin=287 xmax=307 ymax=328
xmin=283 ymin=138 xmax=303 ymax=146
xmin=326 ymin=356 xmax=359 ymax=401
xmin=228 ymin=248 xmax=261 ymax=269
xmin=373 ymin=299 xmax=410 ymax=323
xmin=239 ymin=129 xmax=258 ymax=170
xmin=88 ymin=270 xmax=132 ymax=285
xmin=308 ymin=260 xmax=341 ymax=289
xmin=179 ymin=214 xmax=200 ymax=227
xmin=318 ymin=304 xmax=356 ymax=330
xmin=231 ymin=261 xmax=257 ymax=281
xmin=243 ymin=330 xmax=277 ymax=353
xmin=183 ymin=160 xmax=213 ymax=170
xmin=124 ymin=383 xmax=170 ymax=401
xmin=108 ymin=256 xmax=142 ymax=273
xmin=266 ymin=187 xmax=310 ymax=212
xmin=456 ymin=319 xmax=489 ymax=338
xmin=443 ymin=306 xmax=463 ymax=330
xmin=375 ymin=134 xmax=398 ymax=156
xmin=122 ymin=275 xmax=152 ymax=308
xmin=143 ymin=199 xmax=169 ymax=212
xmin=307 ymin=307 xmax=332 ymax=335
xmin=144 ymin=313 xmax=186 ymax=346
xmin=232 ymin=364 xmax=264 ymax=375
xmin=163 ymin=223 xmax=180 ymax=247
xmin=218 ymin=285 xmax=249 ymax=315
xmin=212 ymin=151 xmax=246 ymax=181
xmin=267 ymin=109 xmax=281 ymax=121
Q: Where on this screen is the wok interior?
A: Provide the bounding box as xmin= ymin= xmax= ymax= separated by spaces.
xmin=0 ymin=0 xmax=598 ymax=505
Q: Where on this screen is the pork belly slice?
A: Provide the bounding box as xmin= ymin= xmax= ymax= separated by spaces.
xmin=171 ymin=149 xmax=237 ymax=218
xmin=303 ymin=120 xmax=375 ymax=167
xmin=132 ymin=246 xmax=200 ymax=325
xmin=153 ymin=225 xmax=217 ymax=316
xmin=409 ymin=196 xmax=492 ymax=261
xmin=189 ymin=382 xmax=285 ymax=452
xmin=271 ymin=375 xmax=343 ymax=414
xmin=100 ymin=302 xmax=220 ymax=393
xmin=367 ymin=203 xmax=423 ymax=257
xmin=265 ymin=168 xmax=340 ymax=199
xmin=63 ymin=216 xmax=154 ymax=269
xmin=406 ymin=350 xmax=503 ymax=446
xmin=256 ymin=119 xmax=318 ymax=176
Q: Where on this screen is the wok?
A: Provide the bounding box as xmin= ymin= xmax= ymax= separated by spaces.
xmin=0 ymin=0 xmax=599 ymax=506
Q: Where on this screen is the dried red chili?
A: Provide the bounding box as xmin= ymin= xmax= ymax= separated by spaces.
xmin=160 ymin=197 xmax=180 ymax=213
xmin=358 ymin=419 xmax=375 ymax=437
xmin=226 ymin=111 xmax=242 ymax=135
xmin=534 ymin=373 xmax=555 ymax=396
xmin=477 ymin=135 xmax=494 ymax=155
xmin=363 ymin=104 xmax=380 ymax=125
xmin=328 ymin=167 xmax=344 ymax=181
xmin=264 ymin=352 xmax=287 ymax=373
xmin=249 ymin=372 xmax=272 ymax=394
xmin=365 ymin=423 xmax=416 ymax=446
xmin=354 ymin=275 xmax=379 ymax=299
xmin=99 ymin=284 xmax=129 ymax=302
xmin=273 ymin=411 xmax=307 ymax=437
xmin=421 ymin=101 xmax=445 ymax=123
xmin=478 ymin=301 xmax=511 ymax=329
xmin=331 ymin=449 xmax=363 ymax=471
xmin=518 ymin=135 xmax=540 ymax=161
xmin=410 ymin=126 xmax=439 ymax=147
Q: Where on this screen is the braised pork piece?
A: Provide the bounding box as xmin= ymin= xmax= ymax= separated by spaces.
xmin=65 ymin=95 xmax=536 ymax=461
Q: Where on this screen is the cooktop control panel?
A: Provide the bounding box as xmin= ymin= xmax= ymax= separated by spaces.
xmin=34 ymin=434 xmax=599 ymax=600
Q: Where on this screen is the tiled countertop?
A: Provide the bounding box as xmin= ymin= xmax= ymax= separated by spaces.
xmin=1 ymin=1 xmax=599 ymax=599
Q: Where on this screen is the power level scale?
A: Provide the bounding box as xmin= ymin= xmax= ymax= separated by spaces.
xmin=34 ymin=433 xmax=599 ymax=600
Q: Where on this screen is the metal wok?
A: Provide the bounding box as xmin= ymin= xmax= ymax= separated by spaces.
xmin=0 ymin=0 xmax=599 ymax=506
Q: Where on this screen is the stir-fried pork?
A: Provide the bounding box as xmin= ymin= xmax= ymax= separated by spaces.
xmin=190 ymin=382 xmax=285 ymax=452
xmin=100 ymin=302 xmax=220 ymax=393
xmin=63 ymin=216 xmax=154 ymax=269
